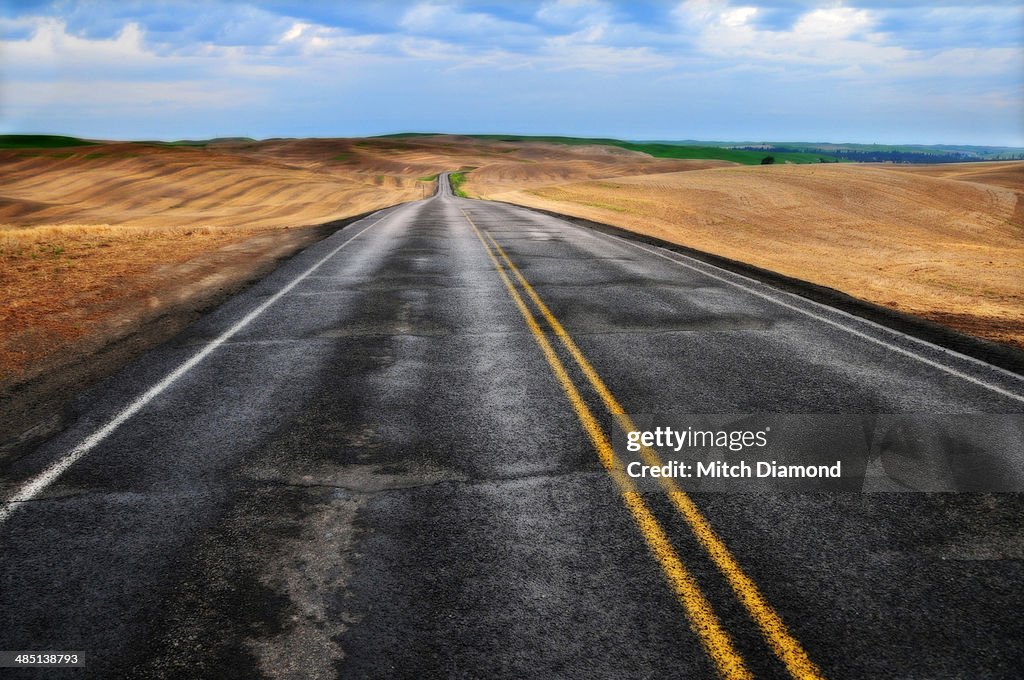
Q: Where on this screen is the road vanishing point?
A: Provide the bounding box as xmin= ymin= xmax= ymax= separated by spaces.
xmin=2 ymin=175 xmax=1023 ymax=679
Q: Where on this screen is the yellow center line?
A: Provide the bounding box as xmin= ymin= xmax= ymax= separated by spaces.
xmin=480 ymin=224 xmax=825 ymax=680
xmin=460 ymin=207 xmax=752 ymax=680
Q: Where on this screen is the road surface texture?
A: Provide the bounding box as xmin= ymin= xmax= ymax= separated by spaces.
xmin=2 ymin=175 xmax=1023 ymax=679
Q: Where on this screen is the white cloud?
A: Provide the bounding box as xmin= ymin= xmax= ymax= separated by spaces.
xmin=673 ymin=0 xmax=732 ymax=28
xmin=400 ymin=2 xmax=535 ymax=38
xmin=276 ymin=21 xmax=382 ymax=56
xmin=672 ymin=2 xmax=921 ymax=71
xmin=5 ymin=18 xmax=154 ymax=71
xmin=542 ymin=42 xmax=673 ymax=71
xmin=793 ymin=7 xmax=873 ymax=40
xmin=540 ymin=25 xmax=672 ymax=71
xmin=669 ymin=0 xmax=1020 ymax=83
xmin=0 ymin=2 xmax=1020 ymax=144
xmin=0 ymin=17 xmax=316 ymax=133
xmin=536 ymin=0 xmax=612 ymax=28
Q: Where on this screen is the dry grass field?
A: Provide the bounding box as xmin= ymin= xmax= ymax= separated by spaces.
xmin=1 ymin=142 xmax=410 ymax=398
xmin=0 ymin=135 xmax=699 ymax=408
xmin=476 ymin=162 xmax=1024 ymax=349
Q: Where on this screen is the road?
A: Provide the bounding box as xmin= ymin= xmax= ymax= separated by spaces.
xmin=1 ymin=174 xmax=1023 ymax=679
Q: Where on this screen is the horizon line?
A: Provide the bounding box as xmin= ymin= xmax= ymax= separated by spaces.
xmin=4 ymin=131 xmax=1024 ymax=151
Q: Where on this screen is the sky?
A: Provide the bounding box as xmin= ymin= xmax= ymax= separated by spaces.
xmin=1 ymin=1 xmax=1022 ymax=146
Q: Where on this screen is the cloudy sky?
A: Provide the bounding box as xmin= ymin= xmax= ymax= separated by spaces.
xmin=2 ymin=1 xmax=1022 ymax=145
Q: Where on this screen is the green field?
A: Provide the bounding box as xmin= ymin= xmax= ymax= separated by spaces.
xmin=612 ymin=141 xmax=834 ymax=164
xmin=0 ymin=134 xmax=98 ymax=149
xmin=382 ymin=132 xmax=1024 ymax=164
xmin=468 ymin=134 xmax=837 ymax=164
xmin=449 ymin=171 xmax=469 ymax=197
xmin=160 ymin=137 xmax=257 ymax=147
xmin=381 ymin=133 xmax=839 ymax=164
xmin=635 ymin=139 xmax=1024 ymax=162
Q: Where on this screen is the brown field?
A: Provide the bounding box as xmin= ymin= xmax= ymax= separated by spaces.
xmin=0 ymin=135 xmax=700 ymax=426
xmin=886 ymin=160 xmax=1024 ymax=192
xmin=475 ymin=161 xmax=1024 ymax=349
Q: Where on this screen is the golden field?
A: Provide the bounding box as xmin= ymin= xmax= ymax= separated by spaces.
xmin=0 ymin=135 xmax=698 ymax=400
xmin=473 ymin=161 xmax=1024 ymax=349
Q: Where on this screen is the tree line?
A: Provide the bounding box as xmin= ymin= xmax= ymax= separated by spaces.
xmin=736 ymin=146 xmax=1024 ymax=164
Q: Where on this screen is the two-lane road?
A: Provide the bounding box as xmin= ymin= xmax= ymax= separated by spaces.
xmin=2 ymin=174 xmax=1022 ymax=678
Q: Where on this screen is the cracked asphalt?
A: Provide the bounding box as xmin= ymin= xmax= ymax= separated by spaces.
xmin=1 ymin=176 xmax=1023 ymax=679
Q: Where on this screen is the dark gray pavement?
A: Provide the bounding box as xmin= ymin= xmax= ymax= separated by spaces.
xmin=1 ymin=175 xmax=1023 ymax=679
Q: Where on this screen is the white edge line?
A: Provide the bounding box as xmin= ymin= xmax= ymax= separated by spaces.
xmin=621 ymin=233 xmax=1024 ymax=383
xmin=598 ymin=232 xmax=1024 ymax=405
xmin=445 ymin=200 xmax=1024 ymax=404
xmin=0 ymin=208 xmax=398 ymax=524
xmin=498 ymin=202 xmax=1024 ymax=386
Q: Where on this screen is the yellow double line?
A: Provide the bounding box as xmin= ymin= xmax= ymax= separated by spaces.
xmin=461 ymin=206 xmax=824 ymax=680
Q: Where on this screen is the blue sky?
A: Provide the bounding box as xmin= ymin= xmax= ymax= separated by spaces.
xmin=1 ymin=1 xmax=1022 ymax=145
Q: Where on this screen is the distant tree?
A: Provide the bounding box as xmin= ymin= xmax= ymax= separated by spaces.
xmin=760 ymin=156 xmax=775 ymax=165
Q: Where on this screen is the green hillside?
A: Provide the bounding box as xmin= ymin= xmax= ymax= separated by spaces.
xmin=0 ymin=134 xmax=99 ymax=149
xmin=381 ymin=133 xmax=839 ymax=164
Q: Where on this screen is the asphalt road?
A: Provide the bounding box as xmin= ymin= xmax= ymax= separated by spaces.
xmin=2 ymin=174 xmax=1023 ymax=679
